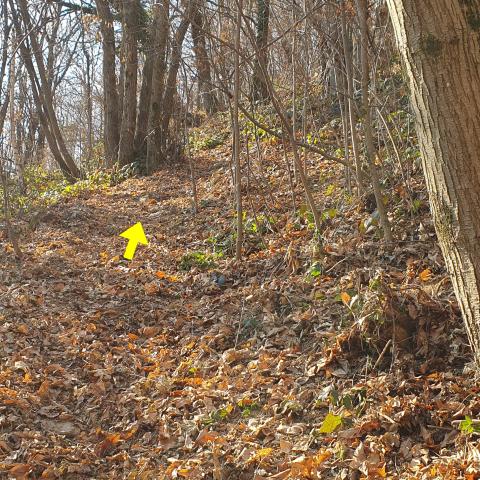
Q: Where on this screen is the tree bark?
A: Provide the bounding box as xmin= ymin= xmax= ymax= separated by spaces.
xmin=191 ymin=0 xmax=217 ymax=114
xmin=134 ymin=49 xmax=154 ymax=159
xmin=146 ymin=0 xmax=169 ymax=172
xmin=387 ymin=0 xmax=480 ymax=364
xmin=96 ymin=0 xmax=119 ymax=167
xmin=252 ymin=0 xmax=270 ymax=102
xmin=159 ymin=7 xmax=192 ymax=159
xmin=118 ymin=0 xmax=139 ymax=167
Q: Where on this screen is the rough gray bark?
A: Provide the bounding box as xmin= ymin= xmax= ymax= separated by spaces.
xmin=387 ymin=0 xmax=480 ymax=364
xmin=159 ymin=7 xmax=192 ymax=159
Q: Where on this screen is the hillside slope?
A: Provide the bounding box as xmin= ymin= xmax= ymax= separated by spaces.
xmin=0 ymin=141 xmax=478 ymax=479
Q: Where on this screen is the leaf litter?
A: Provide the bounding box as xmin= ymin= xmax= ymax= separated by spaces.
xmin=0 ymin=143 xmax=479 ymax=479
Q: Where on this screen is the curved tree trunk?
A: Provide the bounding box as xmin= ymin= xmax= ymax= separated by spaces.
xmin=387 ymin=0 xmax=480 ymax=364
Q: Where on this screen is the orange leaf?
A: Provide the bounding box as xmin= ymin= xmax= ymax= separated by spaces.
xmin=195 ymin=429 xmax=224 ymax=445
xmin=376 ymin=464 xmax=387 ymax=478
xmin=419 ymin=268 xmax=432 ymax=282
xmin=340 ymin=292 xmax=351 ymax=305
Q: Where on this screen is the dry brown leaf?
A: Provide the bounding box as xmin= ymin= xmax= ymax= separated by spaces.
xmin=8 ymin=464 xmax=32 ymax=479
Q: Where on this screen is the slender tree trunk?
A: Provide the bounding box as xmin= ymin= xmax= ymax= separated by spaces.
xmin=233 ymin=0 xmax=243 ymax=260
xmin=118 ymin=0 xmax=139 ymax=167
xmin=9 ymin=0 xmax=79 ymax=180
xmin=134 ymin=52 xmax=154 ymax=159
xmin=387 ymin=0 xmax=480 ymax=364
xmin=341 ymin=5 xmax=364 ymax=196
xmin=96 ymin=0 xmax=119 ymax=167
xmin=356 ymin=0 xmax=392 ymax=241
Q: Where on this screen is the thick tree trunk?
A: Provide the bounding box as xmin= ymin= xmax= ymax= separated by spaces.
xmin=191 ymin=0 xmax=217 ymax=114
xmin=134 ymin=51 xmax=154 ymax=159
xmin=387 ymin=0 xmax=480 ymax=364
xmin=146 ymin=0 xmax=169 ymax=172
xmin=134 ymin=3 xmax=155 ymax=159
xmin=118 ymin=1 xmax=139 ymax=167
xmin=96 ymin=0 xmax=119 ymax=167
xmin=252 ymin=0 xmax=270 ymax=102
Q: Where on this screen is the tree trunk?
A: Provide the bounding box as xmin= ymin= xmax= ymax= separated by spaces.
xmin=134 ymin=51 xmax=154 ymax=159
xmin=118 ymin=0 xmax=139 ymax=167
xmin=233 ymin=0 xmax=243 ymax=260
xmin=252 ymin=0 xmax=270 ymax=102
xmin=96 ymin=0 xmax=119 ymax=167
xmin=387 ymin=0 xmax=480 ymax=364
xmin=146 ymin=0 xmax=169 ymax=172
xmin=159 ymin=8 xmax=192 ymax=160
xmin=356 ymin=0 xmax=392 ymax=241
xmin=341 ymin=5 xmax=364 ymax=197
xmin=9 ymin=0 xmax=80 ymax=180
xmin=191 ymin=0 xmax=217 ymax=114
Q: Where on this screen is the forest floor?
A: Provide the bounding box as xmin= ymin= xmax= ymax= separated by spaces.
xmin=1 ymin=129 xmax=480 ymax=479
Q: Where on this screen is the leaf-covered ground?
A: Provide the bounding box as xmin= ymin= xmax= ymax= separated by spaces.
xmin=1 ymin=140 xmax=480 ymax=479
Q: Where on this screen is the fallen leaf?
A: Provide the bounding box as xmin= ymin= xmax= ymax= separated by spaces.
xmin=318 ymin=413 xmax=342 ymax=434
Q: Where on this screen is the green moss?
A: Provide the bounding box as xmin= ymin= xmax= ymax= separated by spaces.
xmin=422 ymin=33 xmax=442 ymax=57
xmin=467 ymin=12 xmax=480 ymax=30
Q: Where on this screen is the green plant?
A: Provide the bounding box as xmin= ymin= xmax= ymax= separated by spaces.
xmin=201 ymin=405 xmax=233 ymax=426
xmin=307 ymin=261 xmax=323 ymax=278
xmin=189 ymin=130 xmax=227 ymax=152
xmin=237 ymin=398 xmax=260 ymax=418
xmin=179 ymin=251 xmax=222 ymax=271
xmin=459 ymin=416 xmax=480 ymax=435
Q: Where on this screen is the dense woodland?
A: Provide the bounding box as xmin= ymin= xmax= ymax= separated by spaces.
xmin=2 ymin=0 xmax=480 ymax=478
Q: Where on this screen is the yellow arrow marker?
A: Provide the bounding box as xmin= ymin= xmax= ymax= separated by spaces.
xmin=119 ymin=222 xmax=148 ymax=260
